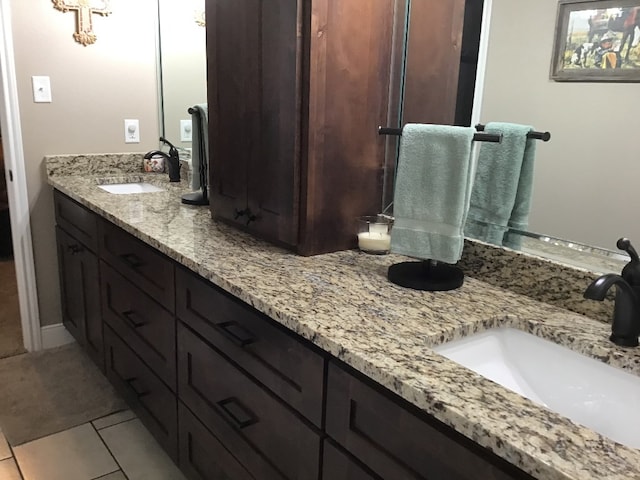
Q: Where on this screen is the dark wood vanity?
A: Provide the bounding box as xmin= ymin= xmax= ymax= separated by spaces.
xmin=206 ymin=0 xmax=470 ymax=256
xmin=54 ymin=189 xmax=533 ymax=480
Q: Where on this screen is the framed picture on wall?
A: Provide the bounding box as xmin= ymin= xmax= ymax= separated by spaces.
xmin=550 ymin=0 xmax=640 ymax=81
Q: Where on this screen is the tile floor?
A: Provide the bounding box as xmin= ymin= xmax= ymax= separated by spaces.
xmin=0 ymin=410 xmax=186 ymax=480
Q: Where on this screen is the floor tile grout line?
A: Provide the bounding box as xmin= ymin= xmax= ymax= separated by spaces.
xmin=5 ymin=441 xmax=24 ymax=480
xmin=91 ymin=420 xmax=132 ymax=480
xmin=92 ymin=415 xmax=138 ymax=432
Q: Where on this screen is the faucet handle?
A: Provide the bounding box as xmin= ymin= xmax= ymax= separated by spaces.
xmin=617 ymin=238 xmax=640 ymax=287
xmin=617 ymin=238 xmax=640 ymax=262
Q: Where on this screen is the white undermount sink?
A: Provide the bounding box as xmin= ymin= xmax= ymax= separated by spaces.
xmin=98 ymin=182 xmax=165 ymax=194
xmin=433 ymin=327 xmax=640 ymax=448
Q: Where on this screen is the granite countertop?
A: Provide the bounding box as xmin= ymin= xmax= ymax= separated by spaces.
xmin=46 ymin=154 xmax=640 ymax=480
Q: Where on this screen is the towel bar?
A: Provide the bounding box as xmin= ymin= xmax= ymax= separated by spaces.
xmin=475 ymin=123 xmax=551 ymax=142
xmin=378 ymin=126 xmax=502 ymax=143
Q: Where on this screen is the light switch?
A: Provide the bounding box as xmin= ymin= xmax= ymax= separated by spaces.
xmin=32 ymin=76 xmax=52 ymax=103
xmin=124 ymin=119 xmax=140 ymax=143
xmin=180 ymin=119 xmax=192 ymax=142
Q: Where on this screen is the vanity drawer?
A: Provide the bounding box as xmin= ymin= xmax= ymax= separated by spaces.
xmin=104 ymin=325 xmax=177 ymax=460
xmin=101 ymin=261 xmax=176 ymax=391
xmin=178 ymin=402 xmax=255 ymax=480
xmin=326 ymin=362 xmax=533 ymax=480
xmin=177 ymin=322 xmax=321 ymax=480
xmin=99 ymin=219 xmax=175 ymax=312
xmin=176 ymin=267 xmax=325 ymax=427
xmin=54 ymin=190 xmax=98 ymax=252
xmin=322 ymin=441 xmax=380 ymax=480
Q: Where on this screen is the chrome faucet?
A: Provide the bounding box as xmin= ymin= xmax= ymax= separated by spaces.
xmin=584 ymin=238 xmax=640 ymax=347
xmin=144 ymin=137 xmax=180 ymax=182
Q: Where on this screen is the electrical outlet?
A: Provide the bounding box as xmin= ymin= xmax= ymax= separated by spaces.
xmin=124 ymin=119 xmax=140 ymax=143
xmin=180 ymin=119 xmax=192 ymax=142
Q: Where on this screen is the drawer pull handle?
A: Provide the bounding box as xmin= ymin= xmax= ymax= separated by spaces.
xmin=217 ymin=321 xmax=256 ymax=347
xmin=122 ymin=310 xmax=147 ymax=328
xmin=120 ymin=253 xmax=145 ymax=269
xmin=217 ymin=397 xmax=257 ymax=429
xmin=234 ymin=208 xmax=248 ymax=220
xmin=67 ymin=244 xmax=83 ymax=255
xmin=124 ymin=377 xmax=150 ymax=398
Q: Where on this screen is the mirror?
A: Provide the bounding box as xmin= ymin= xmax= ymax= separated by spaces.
xmin=155 ymin=0 xmax=635 ymax=273
xmin=157 ymin=0 xmax=206 ymax=155
xmin=471 ymin=0 xmax=639 ymax=270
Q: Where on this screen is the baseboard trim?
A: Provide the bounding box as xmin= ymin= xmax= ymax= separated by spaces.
xmin=41 ymin=323 xmax=75 ymax=349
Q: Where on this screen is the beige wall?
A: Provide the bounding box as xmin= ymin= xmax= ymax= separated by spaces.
xmin=11 ymin=0 xmax=160 ymax=326
xmin=159 ymin=0 xmax=207 ymax=148
xmin=480 ymin=0 xmax=640 ymax=250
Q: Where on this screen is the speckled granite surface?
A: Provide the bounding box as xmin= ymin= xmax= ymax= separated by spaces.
xmin=46 ymin=155 xmax=640 ymax=480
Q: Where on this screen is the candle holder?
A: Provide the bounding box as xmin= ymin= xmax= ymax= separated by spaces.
xmin=357 ymin=215 xmax=393 ymax=255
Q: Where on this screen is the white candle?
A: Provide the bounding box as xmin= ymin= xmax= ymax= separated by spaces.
xmin=358 ymin=232 xmax=391 ymax=253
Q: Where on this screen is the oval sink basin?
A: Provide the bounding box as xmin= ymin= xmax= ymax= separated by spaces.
xmin=433 ymin=327 xmax=640 ymax=448
xmin=98 ymin=183 xmax=165 ymax=194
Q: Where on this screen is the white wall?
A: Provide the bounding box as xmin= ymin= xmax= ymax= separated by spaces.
xmin=10 ymin=0 xmax=160 ymax=326
xmin=480 ymin=0 xmax=640 ymax=250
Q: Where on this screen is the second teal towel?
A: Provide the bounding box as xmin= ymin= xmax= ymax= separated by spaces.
xmin=464 ymin=122 xmax=537 ymax=248
xmin=391 ymin=124 xmax=476 ymax=264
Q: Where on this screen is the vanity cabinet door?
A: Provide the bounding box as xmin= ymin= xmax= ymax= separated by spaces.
xmin=101 ymin=261 xmax=176 ymax=391
xmin=176 ymin=266 xmax=325 ymax=427
xmin=99 ymin=219 xmax=175 ymax=312
xmin=178 ymin=403 xmax=256 ymax=480
xmin=207 ymin=0 xmax=299 ymax=247
xmin=55 ymin=226 xmax=103 ymax=370
xmin=326 ymin=362 xmax=534 ymax=480
xmin=177 ymin=322 xmax=321 ymax=480
xmin=104 ymin=325 xmax=178 ymax=460
xmin=322 ymin=441 xmax=380 ymax=480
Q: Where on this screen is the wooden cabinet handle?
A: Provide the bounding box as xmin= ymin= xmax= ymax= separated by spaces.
xmin=119 ymin=253 xmax=144 ymax=269
xmin=121 ymin=310 xmax=147 ymax=328
xmin=124 ymin=377 xmax=150 ymax=398
xmin=217 ymin=397 xmax=258 ymax=429
xmin=216 ymin=321 xmax=256 ymax=348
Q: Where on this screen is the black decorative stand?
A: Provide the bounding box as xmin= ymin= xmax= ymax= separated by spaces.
xmin=388 ymin=260 xmax=464 ymax=291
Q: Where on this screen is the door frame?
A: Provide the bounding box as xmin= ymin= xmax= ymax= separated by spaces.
xmin=470 ymin=0 xmax=494 ymax=126
xmin=0 ymin=0 xmax=42 ymax=351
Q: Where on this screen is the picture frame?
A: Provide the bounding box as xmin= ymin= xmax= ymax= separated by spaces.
xmin=550 ymin=0 xmax=640 ymax=82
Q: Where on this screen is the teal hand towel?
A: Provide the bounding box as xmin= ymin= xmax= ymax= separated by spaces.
xmin=390 ymin=124 xmax=476 ymax=264
xmin=464 ymin=122 xmax=537 ymax=248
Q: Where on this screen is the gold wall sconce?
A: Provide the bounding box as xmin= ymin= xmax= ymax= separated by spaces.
xmin=53 ymin=0 xmax=111 ymax=46
xmin=194 ymin=9 xmax=205 ymax=27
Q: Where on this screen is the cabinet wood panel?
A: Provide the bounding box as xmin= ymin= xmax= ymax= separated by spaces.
xmin=53 ymin=190 xmax=98 ymax=252
xmin=101 ymin=261 xmax=176 ymax=391
xmin=55 ymin=226 xmax=103 ymax=369
xmin=104 ymin=325 xmax=177 ymax=460
xmin=322 ymin=441 xmax=380 ymax=480
xmin=402 ymin=0 xmax=466 ymax=125
xmin=99 ymin=220 xmax=175 ymax=312
xmin=176 ymin=266 xmax=325 ymax=427
xmin=326 ymin=362 xmax=534 ymax=480
xmin=208 ymin=0 xmax=299 ymax=246
xmin=178 ymin=322 xmax=321 ymax=480
xmin=301 ymin=0 xmax=396 ymax=255
xmin=179 ymin=402 xmax=255 ymax=480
